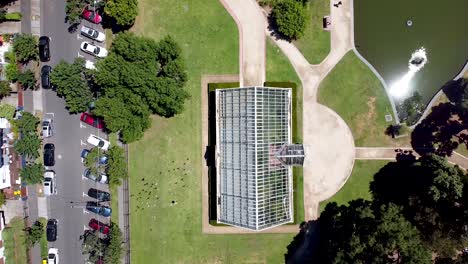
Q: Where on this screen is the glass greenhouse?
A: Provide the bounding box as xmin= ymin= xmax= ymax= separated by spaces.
xmin=215 ymin=86 xmax=301 ymax=231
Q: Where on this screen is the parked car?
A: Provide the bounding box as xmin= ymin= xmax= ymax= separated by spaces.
xmin=81 ymin=149 xmax=108 ymax=165
xmin=88 ymin=188 xmax=110 ymax=202
xmin=39 ymin=36 xmax=50 ymax=62
xmin=82 ymin=9 xmax=102 ymax=24
xmin=42 ymin=118 xmax=54 ymax=138
xmin=86 ymin=201 xmax=112 ymax=217
xmin=87 ymin=134 xmax=110 ymax=151
xmin=80 ymin=113 xmax=104 ymax=129
xmin=83 ymin=168 xmax=108 ymax=184
xmin=48 ymin=248 xmax=59 ymax=264
xmin=44 ymin=170 xmax=56 ymax=196
xmin=41 ymin=65 xmax=52 ymax=89
xmin=88 ymin=218 xmax=110 ymax=234
xmin=44 ymin=143 xmax=55 ymax=167
xmin=80 ymin=25 xmax=105 ymax=42
xmin=80 ymin=41 xmax=108 ymax=58
xmin=46 ymin=219 xmax=58 ymax=242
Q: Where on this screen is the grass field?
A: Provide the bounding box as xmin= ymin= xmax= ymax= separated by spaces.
xmin=294 ymin=0 xmax=330 ymax=65
xmin=318 ymin=51 xmax=409 ymax=147
xmin=319 ymin=160 xmax=389 ymax=212
xmin=128 ymin=0 xmax=299 ymax=263
xmin=3 ymin=217 xmax=28 ymax=264
xmin=39 ymin=217 xmax=48 ymax=259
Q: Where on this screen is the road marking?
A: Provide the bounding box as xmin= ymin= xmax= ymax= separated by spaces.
xmin=80 ymin=123 xmax=87 ymax=129
xmin=46 ymin=112 xmax=54 ymax=117
xmin=83 ymin=192 xmax=88 ymax=197
xmin=81 ymin=140 xmax=87 ymax=146
xmin=77 ymin=34 xmax=83 ymax=40
xmin=78 ymin=52 xmax=84 ymax=58
xmin=57 ymin=154 xmax=62 ymax=159
xmin=83 ymin=209 xmax=89 ymax=214
xmin=84 ymin=225 xmax=88 ymax=231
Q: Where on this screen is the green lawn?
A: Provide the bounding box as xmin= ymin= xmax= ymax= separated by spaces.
xmin=39 ymin=217 xmax=48 ymax=259
xmin=129 ymin=0 xmax=299 ymax=263
xmin=319 ymin=160 xmax=389 ymax=212
xmin=3 ymin=217 xmax=28 ymax=264
xmin=294 ymin=0 xmax=330 ymax=65
xmin=318 ymin=51 xmax=402 ymax=147
xmin=266 ymin=39 xmax=304 ymax=222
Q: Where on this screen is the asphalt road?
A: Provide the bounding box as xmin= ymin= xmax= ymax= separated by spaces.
xmin=41 ymin=0 xmax=109 ymax=263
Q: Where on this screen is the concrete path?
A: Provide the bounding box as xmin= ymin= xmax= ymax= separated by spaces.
xmin=220 ymin=0 xmax=266 ymax=87
xmin=262 ymin=0 xmax=355 ymax=220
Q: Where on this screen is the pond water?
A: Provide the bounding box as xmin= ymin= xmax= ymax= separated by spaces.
xmin=354 ymin=0 xmax=468 ymax=109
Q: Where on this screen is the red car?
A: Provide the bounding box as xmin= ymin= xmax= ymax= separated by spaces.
xmin=80 ymin=113 xmax=104 ymax=129
xmin=88 ymin=218 xmax=110 ymax=235
xmin=82 ymin=9 xmax=102 ymax=24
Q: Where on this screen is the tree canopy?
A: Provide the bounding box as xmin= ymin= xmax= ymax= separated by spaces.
xmin=104 ymin=0 xmax=138 ymax=27
xmin=93 ymin=32 xmax=189 ymax=143
xmin=270 ymin=1 xmax=307 ymax=40
xmin=20 ymin=163 xmax=45 ymax=184
xmin=50 ymin=58 xmax=94 ymax=113
xmin=106 ymin=145 xmax=127 ymax=187
xmin=0 ymin=81 xmax=11 ymax=99
xmin=12 ymin=34 xmax=38 ymax=63
xmin=17 ymin=70 xmax=36 ymax=90
xmin=26 ymin=220 xmax=44 ymax=246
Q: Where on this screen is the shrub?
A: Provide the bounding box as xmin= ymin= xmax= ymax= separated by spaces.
xmin=13 ymin=34 xmax=38 ymax=63
xmin=270 ymin=1 xmax=307 ymax=40
xmin=0 ymin=104 xmax=16 ymax=119
xmin=17 ymin=70 xmax=36 ymax=90
xmin=20 ymin=163 xmax=44 ymax=184
xmin=4 ymin=12 xmax=22 ymax=21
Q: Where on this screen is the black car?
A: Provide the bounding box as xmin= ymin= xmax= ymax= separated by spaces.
xmin=86 ymin=201 xmax=112 ymax=217
xmin=41 ymin=65 xmax=52 ymax=89
xmin=44 ymin=143 xmax=55 ymax=166
xmin=46 ymin=219 xmax=57 ymax=242
xmin=88 ymin=188 xmax=111 ymax=202
xmin=38 ymin=36 xmax=50 ymax=62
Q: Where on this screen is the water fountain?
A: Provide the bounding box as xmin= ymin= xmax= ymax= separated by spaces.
xmin=389 ymin=47 xmax=428 ymax=98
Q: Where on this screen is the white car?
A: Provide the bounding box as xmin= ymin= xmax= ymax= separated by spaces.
xmin=44 ymin=170 xmax=56 ymax=196
xmin=87 ymin=134 xmax=110 ymax=151
xmin=80 ymin=41 xmax=108 ymax=58
xmin=42 ymin=118 xmax=54 ymax=138
xmin=80 ymin=25 xmax=105 ymax=42
xmin=48 ymin=248 xmax=59 ymax=264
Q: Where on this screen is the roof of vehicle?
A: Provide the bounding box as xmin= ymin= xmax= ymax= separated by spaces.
xmin=44 ymin=170 xmax=55 ymax=178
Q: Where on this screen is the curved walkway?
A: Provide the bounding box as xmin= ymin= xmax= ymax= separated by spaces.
xmin=220 ymin=0 xmax=356 ymax=221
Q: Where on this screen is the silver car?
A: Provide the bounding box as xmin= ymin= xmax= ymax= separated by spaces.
xmin=80 ymin=25 xmax=105 ymax=42
xmin=42 ymin=118 xmax=54 ymax=138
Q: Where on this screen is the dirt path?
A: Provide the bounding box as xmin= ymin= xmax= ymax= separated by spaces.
xmin=219 ymin=0 xmax=266 ymax=87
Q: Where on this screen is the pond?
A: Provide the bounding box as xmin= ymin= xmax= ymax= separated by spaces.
xmin=354 ymin=0 xmax=468 ymax=123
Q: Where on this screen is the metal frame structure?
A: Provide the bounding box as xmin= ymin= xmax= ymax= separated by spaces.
xmin=215 ymin=86 xmax=293 ymax=231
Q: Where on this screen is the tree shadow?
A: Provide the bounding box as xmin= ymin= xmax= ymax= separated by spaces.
xmin=285 ymin=220 xmax=319 ymax=264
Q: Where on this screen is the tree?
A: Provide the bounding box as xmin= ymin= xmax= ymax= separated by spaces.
xmin=25 ymin=220 xmax=44 ymax=246
xmin=155 ymin=35 xmax=181 ymax=65
xmin=270 ymin=1 xmax=307 ymax=40
xmin=17 ymin=70 xmax=36 ymax=90
xmin=16 ymin=111 xmax=39 ymax=134
xmin=50 ymin=58 xmax=94 ymax=113
xmin=65 ymin=0 xmax=88 ymax=25
xmin=107 ymin=146 xmax=127 ymax=186
xmin=15 ymin=134 xmax=41 ymax=160
xmin=160 ymin=59 xmax=187 ymax=87
xmin=0 ymin=81 xmax=11 ymax=99
xmin=84 ymin=147 xmax=106 ymax=169
xmin=103 ymin=223 xmax=123 ymax=264
xmin=104 ymin=0 xmax=138 ymax=27
xmin=315 ymin=200 xmax=431 ymax=264
xmin=12 ymin=34 xmax=38 ymax=63
xmin=81 ymin=230 xmax=105 ymax=262
xmin=20 ymin=163 xmax=44 ymax=184
xmin=0 ymin=104 xmax=16 ymax=120
xmin=0 ymin=191 xmax=6 ymax=207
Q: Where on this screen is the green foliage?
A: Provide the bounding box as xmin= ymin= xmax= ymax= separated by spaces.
xmin=316 ymin=200 xmax=431 ymax=264
xmin=4 ymin=12 xmax=22 ymax=21
xmin=103 ymin=223 xmax=123 ymax=264
xmin=94 ymin=32 xmax=189 ymax=143
xmin=15 ymin=134 xmax=41 ymax=160
xmin=12 ymin=34 xmax=38 ymax=63
xmin=26 ymin=220 xmax=44 ymax=246
xmin=0 ymin=81 xmax=11 ymax=99
xmin=399 ymin=91 xmax=424 ymax=125
xmin=5 ymin=63 xmax=18 ymax=82
xmin=0 ymin=104 xmax=16 ymax=120
xmin=50 ymin=58 xmax=94 ymax=113
xmin=84 ymin=147 xmax=105 ymax=169
xmin=17 ymin=111 xmax=39 ymax=134
xmin=65 ymin=0 xmax=88 ymax=25
xmin=271 ymin=1 xmax=307 ymax=40
xmin=17 ymin=70 xmax=36 ymax=90
xmin=105 ymin=0 xmax=138 ymax=27
xmin=82 ymin=230 xmax=104 ymax=262
xmin=0 ymin=191 xmax=6 ymax=207
xmin=107 ymin=145 xmax=127 ymax=187
xmin=20 ymin=163 xmax=44 ymax=184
